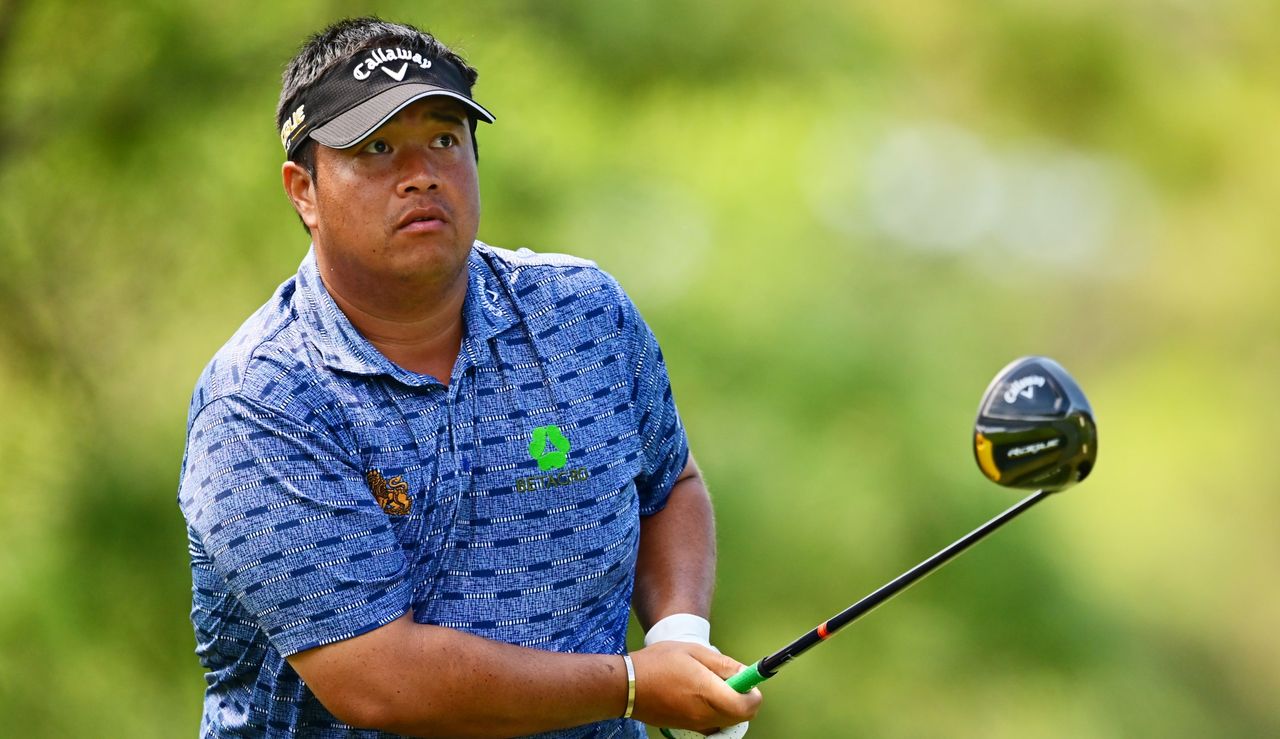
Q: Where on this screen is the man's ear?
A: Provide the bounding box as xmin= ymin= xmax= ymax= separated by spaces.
xmin=282 ymin=161 xmax=319 ymax=232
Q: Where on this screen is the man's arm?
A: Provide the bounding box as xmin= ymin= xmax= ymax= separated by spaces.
xmin=288 ymin=612 xmax=759 ymax=737
xmin=288 ymin=455 xmax=754 ymax=738
xmin=633 ymin=455 xmax=716 ymax=630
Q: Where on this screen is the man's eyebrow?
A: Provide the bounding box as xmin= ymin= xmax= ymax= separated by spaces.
xmin=426 ymin=110 xmax=466 ymax=126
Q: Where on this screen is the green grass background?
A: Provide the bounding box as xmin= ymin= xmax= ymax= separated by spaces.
xmin=1 ymin=1 xmax=1277 ymax=736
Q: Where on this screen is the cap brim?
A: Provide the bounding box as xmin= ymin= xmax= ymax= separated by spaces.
xmin=310 ymin=84 xmax=496 ymax=149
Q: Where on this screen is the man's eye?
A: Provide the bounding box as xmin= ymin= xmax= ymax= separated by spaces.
xmin=432 ymin=134 xmax=457 ymax=149
xmin=363 ymin=139 xmax=390 ymax=154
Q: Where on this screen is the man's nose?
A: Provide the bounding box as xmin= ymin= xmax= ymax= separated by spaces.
xmin=396 ymin=147 xmax=439 ymax=194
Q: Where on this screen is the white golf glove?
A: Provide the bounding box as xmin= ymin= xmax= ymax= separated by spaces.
xmin=645 ymin=613 xmax=750 ymax=739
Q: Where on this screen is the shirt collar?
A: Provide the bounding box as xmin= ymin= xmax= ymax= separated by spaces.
xmin=295 ymin=244 xmax=518 ymax=383
xmin=458 ymin=243 xmax=520 ymax=368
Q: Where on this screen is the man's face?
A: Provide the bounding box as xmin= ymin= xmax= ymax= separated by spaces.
xmin=298 ymin=97 xmax=481 ymax=296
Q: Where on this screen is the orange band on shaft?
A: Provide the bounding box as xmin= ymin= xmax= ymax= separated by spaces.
xmin=817 ymin=622 xmax=830 ymax=640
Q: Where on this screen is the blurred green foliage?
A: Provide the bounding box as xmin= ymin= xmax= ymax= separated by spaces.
xmin=1 ymin=1 xmax=1277 ymax=736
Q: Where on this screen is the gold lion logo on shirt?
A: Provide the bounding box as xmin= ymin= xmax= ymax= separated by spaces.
xmin=366 ymin=470 xmax=412 ymax=516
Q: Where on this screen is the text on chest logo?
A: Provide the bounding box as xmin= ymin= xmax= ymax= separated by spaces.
xmin=516 ymin=425 xmax=590 ymax=493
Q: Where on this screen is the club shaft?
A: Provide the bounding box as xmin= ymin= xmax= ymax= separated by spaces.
xmin=730 ymin=489 xmax=1051 ymax=690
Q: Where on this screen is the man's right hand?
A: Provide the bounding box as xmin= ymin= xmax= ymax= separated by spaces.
xmin=628 ymin=640 xmax=762 ymax=733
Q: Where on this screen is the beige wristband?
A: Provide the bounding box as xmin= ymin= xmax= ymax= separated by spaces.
xmin=621 ymin=653 xmax=636 ymax=719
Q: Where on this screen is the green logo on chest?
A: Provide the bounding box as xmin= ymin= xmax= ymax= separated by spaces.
xmin=528 ymin=425 xmax=571 ymax=471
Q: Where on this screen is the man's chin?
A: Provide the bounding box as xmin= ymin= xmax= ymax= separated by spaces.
xmin=379 ymin=242 xmax=472 ymax=284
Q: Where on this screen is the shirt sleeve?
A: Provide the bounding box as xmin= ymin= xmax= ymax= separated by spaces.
xmin=619 ymin=292 xmax=691 ymax=516
xmin=178 ymin=394 xmax=412 ymax=656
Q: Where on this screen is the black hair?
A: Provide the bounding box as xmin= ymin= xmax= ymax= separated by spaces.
xmin=277 ymin=17 xmax=482 ymax=232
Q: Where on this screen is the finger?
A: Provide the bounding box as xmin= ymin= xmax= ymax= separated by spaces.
xmin=686 ymin=646 xmax=746 ymax=680
xmin=712 ymin=684 xmax=762 ymax=721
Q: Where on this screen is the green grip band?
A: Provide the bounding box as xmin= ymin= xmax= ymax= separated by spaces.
xmin=726 ymin=660 xmax=768 ymax=693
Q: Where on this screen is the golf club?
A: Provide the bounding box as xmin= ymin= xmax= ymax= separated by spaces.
xmin=660 ymin=356 xmax=1097 ymax=739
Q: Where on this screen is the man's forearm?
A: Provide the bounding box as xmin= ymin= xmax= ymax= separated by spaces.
xmin=633 ymin=456 xmax=717 ymax=630
xmin=291 ymin=613 xmax=627 ymax=738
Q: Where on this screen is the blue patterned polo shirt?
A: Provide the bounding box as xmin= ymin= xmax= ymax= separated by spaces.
xmin=177 ymin=243 xmax=689 ymax=738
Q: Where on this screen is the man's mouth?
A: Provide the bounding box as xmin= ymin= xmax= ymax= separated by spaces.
xmin=396 ymin=206 xmax=448 ymax=232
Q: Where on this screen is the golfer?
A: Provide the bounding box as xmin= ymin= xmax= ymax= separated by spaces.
xmin=177 ymin=16 xmax=760 ymax=738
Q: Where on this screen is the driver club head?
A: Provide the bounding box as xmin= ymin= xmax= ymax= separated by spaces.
xmin=973 ymin=356 xmax=1097 ymax=492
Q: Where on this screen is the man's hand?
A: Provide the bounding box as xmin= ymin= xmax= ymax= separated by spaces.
xmin=643 ymin=613 xmax=754 ymax=738
xmin=628 ymin=641 xmax=762 ymax=733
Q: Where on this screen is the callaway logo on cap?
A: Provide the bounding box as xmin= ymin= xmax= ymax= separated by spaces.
xmin=280 ymin=45 xmax=495 ymax=157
